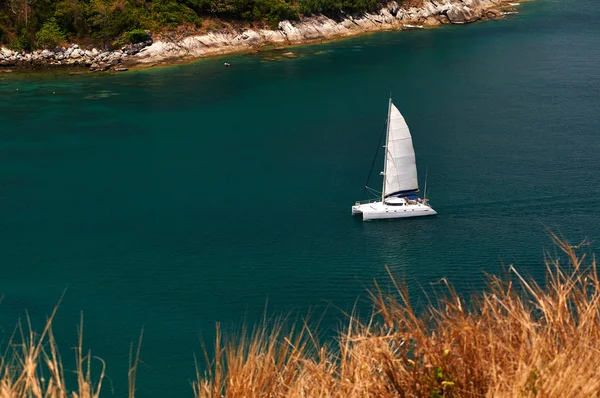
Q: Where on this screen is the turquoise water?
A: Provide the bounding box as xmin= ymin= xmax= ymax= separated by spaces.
xmin=1 ymin=0 xmax=599 ymax=395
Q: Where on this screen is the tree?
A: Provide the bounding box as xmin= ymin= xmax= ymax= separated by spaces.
xmin=89 ymin=0 xmax=112 ymax=48
xmin=54 ymin=0 xmax=87 ymax=38
xmin=36 ymin=17 xmax=65 ymax=48
xmin=8 ymin=0 xmax=38 ymax=30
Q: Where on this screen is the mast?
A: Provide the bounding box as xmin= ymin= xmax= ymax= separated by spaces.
xmin=382 ymin=96 xmax=392 ymax=202
xmin=424 ymin=165 xmax=428 ymax=199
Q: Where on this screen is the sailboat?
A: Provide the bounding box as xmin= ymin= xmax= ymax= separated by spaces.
xmin=351 ymin=98 xmax=437 ymax=221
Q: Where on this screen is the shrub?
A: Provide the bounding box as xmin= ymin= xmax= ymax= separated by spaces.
xmin=148 ymin=0 xmax=201 ymax=28
xmin=36 ymin=18 xmax=66 ymax=49
xmin=265 ymin=0 xmax=299 ymax=28
xmin=10 ymin=32 xmax=33 ymax=52
xmin=126 ymin=28 xmax=149 ymax=43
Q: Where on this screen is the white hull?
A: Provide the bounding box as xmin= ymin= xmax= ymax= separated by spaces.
xmin=351 ymin=201 xmax=437 ymax=221
xmin=352 ymin=99 xmax=437 ymax=221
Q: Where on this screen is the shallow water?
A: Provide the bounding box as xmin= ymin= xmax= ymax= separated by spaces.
xmin=1 ymin=0 xmax=599 ymax=395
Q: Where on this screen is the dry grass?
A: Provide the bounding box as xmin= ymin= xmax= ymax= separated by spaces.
xmin=0 ymin=297 xmax=145 ymax=398
xmin=0 ymin=296 xmax=106 ymax=398
xmin=194 ymin=234 xmax=600 ymax=398
xmin=1 ymin=234 xmax=599 ymax=397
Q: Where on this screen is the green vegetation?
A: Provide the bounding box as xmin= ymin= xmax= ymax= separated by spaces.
xmin=2 ymin=235 xmax=600 ymax=397
xmin=36 ymin=17 xmax=65 ymax=48
xmin=0 ymin=0 xmax=385 ymax=50
xmin=9 ymin=31 xmax=33 ymax=51
xmin=125 ymin=28 xmax=150 ymax=44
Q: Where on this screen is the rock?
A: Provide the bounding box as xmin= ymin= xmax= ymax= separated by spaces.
xmin=238 ymin=30 xmax=261 ymax=45
xmin=445 ymin=7 xmax=466 ymax=23
xmin=438 ymin=14 xmax=451 ymax=24
xmin=97 ymin=52 xmax=110 ymax=61
xmin=444 ymin=6 xmax=479 ymax=24
xmin=423 ymin=16 xmax=441 ymax=26
xmin=0 ymin=0 xmax=510 ymax=70
xmin=121 ymin=42 xmax=149 ymax=55
xmin=106 ymin=52 xmax=123 ymax=65
xmin=485 ymin=8 xmax=503 ymax=18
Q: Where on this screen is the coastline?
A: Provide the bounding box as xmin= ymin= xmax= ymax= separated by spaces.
xmin=0 ymin=0 xmax=520 ymax=73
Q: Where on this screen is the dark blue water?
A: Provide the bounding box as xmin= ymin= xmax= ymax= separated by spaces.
xmin=1 ymin=0 xmax=599 ymax=395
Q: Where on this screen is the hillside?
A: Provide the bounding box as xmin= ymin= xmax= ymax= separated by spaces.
xmin=0 ymin=0 xmax=515 ymax=70
xmin=0 ymin=0 xmax=393 ymax=51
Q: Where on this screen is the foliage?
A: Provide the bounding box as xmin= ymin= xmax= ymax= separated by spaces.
xmin=35 ymin=17 xmax=65 ymax=48
xmin=0 ymin=0 xmax=383 ymax=48
xmin=299 ymin=0 xmax=380 ymax=18
xmin=10 ymin=31 xmax=33 ymax=51
xmin=126 ymin=28 xmax=149 ymax=43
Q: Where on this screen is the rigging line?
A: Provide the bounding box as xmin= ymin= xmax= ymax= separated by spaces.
xmin=361 ymin=118 xmax=388 ymax=199
xmin=366 ymin=186 xmax=381 ymax=197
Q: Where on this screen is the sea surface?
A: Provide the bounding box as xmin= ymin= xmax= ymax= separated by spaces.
xmin=1 ymin=0 xmax=599 ymax=395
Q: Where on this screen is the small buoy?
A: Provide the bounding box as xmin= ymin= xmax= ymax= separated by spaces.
xmin=16 ymin=88 xmax=18 ymax=91
xmin=53 ymin=92 xmax=56 ymax=94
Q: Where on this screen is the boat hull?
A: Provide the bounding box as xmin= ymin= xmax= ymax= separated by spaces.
xmin=351 ymin=201 xmax=437 ymax=221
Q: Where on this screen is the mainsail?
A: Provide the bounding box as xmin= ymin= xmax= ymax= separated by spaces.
xmin=382 ymin=102 xmax=419 ymax=198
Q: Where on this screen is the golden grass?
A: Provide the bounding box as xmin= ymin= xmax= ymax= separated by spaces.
xmin=195 ymin=234 xmax=600 ymax=397
xmin=2 ymin=234 xmax=599 ymax=397
xmin=0 ymin=295 xmax=105 ymax=398
xmin=0 ymin=297 xmax=144 ymax=398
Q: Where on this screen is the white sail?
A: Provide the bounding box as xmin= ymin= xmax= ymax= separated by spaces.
xmin=382 ymin=103 xmax=419 ymax=197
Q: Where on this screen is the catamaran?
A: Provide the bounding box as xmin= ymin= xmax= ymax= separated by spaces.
xmin=351 ymin=98 xmax=437 ymax=221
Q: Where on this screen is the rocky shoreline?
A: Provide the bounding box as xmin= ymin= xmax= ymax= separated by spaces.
xmin=0 ymin=40 xmax=152 ymax=72
xmin=0 ymin=0 xmax=519 ymax=72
